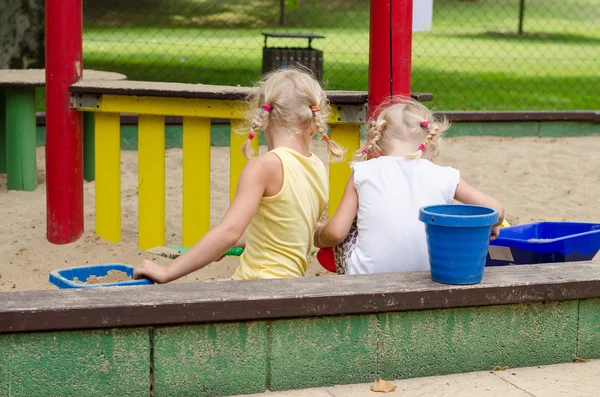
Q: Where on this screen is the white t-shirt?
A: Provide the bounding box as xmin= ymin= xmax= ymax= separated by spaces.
xmin=347 ymin=156 xmax=460 ymax=275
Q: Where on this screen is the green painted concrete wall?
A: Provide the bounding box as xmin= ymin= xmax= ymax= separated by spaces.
xmin=2 ymin=299 xmax=599 ymax=396
xmin=0 ymin=328 xmax=150 ymax=396
xmin=154 ymin=322 xmax=267 ymax=396
xmin=269 ymin=314 xmax=378 ymax=389
xmin=379 ymin=301 xmax=578 ymax=380
xmin=33 ymin=120 xmax=598 ymax=151
xmin=578 ymin=298 xmax=600 ymax=360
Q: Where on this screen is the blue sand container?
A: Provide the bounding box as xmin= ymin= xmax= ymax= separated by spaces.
xmin=419 ymin=204 xmax=499 ymax=285
xmin=486 ymin=222 xmax=600 ymax=266
xmin=49 ymin=264 xmax=154 ymax=289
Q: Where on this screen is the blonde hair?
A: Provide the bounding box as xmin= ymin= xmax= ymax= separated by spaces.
xmin=241 ymin=67 xmax=345 ymax=162
xmin=355 ymin=96 xmax=450 ymax=161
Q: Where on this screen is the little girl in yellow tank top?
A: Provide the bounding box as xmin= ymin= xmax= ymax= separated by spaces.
xmin=134 ymin=68 xmax=345 ymax=282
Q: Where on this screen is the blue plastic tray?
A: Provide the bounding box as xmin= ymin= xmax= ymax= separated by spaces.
xmin=486 ymin=222 xmax=600 ymax=266
xmin=49 ymin=264 xmax=154 ymax=289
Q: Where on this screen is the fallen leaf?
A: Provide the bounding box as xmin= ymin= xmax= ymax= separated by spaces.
xmin=492 ymin=366 xmax=509 ymax=371
xmin=371 ymin=379 xmax=397 ymax=393
xmin=575 ymin=357 xmax=590 ymax=363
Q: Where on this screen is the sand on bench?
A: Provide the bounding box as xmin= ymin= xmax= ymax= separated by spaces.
xmin=1 ymin=136 xmax=599 ymax=292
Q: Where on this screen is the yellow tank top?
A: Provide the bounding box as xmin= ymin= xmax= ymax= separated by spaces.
xmin=232 ymin=147 xmax=329 ymax=280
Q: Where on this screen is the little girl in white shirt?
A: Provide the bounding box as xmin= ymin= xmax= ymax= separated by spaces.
xmin=314 ymin=97 xmax=505 ymax=275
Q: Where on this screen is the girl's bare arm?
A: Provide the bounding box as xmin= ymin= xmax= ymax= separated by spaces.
xmin=314 ymin=175 xmax=358 ymax=248
xmin=454 ymin=178 xmax=505 ymax=239
xmin=135 ymin=156 xmax=275 ymax=283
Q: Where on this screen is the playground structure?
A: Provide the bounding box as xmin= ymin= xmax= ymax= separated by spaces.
xmin=1 ymin=1 xmax=600 ymax=396
xmin=0 ymin=69 xmax=125 ymax=191
xmin=43 ymin=0 xmax=417 ymax=249
xmin=69 ymin=81 xmax=429 ymax=250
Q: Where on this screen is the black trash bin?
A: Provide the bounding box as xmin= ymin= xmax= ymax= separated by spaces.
xmin=261 ymin=32 xmax=325 ymax=82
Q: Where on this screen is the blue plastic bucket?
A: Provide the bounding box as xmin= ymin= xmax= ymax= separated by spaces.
xmin=419 ymin=204 xmax=498 ymax=285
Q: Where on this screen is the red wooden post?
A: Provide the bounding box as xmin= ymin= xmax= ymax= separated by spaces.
xmin=368 ymin=0 xmax=413 ymax=117
xmin=45 ymin=0 xmax=84 ymax=244
xmin=368 ymin=0 xmax=392 ymax=118
xmin=391 ymin=0 xmax=413 ymax=97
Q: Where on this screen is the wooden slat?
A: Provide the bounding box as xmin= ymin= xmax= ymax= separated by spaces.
xmin=69 ymin=79 xmax=432 ymax=104
xmin=182 ymin=117 xmax=211 ymax=246
xmin=41 ymin=110 xmax=600 ymax=126
xmin=94 ymin=112 xmax=121 ymax=242
xmin=2 ymin=261 xmax=600 ymax=333
xmin=328 ymin=124 xmax=361 ymax=217
xmin=0 ymin=69 xmax=125 ymax=87
xmin=229 ymin=120 xmax=258 ymax=202
xmin=95 ymin=95 xmax=245 ymax=119
xmin=441 ymin=110 xmax=598 ymax=122
xmin=138 ymin=115 xmax=165 ymax=250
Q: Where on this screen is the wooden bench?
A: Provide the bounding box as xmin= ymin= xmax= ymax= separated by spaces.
xmin=0 ymin=69 xmax=126 ymax=191
xmin=1 ymin=262 xmax=599 ymax=395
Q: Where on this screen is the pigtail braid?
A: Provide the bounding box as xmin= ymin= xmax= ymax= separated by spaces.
xmin=354 ymin=119 xmax=385 ymax=161
xmin=406 ymin=121 xmax=441 ymax=159
xmin=241 ymin=105 xmax=271 ymax=159
xmin=312 ymin=106 xmax=346 ymax=163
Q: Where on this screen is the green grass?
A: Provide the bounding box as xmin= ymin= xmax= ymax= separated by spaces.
xmin=66 ymin=0 xmax=600 ymax=111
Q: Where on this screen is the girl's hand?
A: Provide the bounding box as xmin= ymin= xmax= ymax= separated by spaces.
xmin=317 ymin=175 xmax=358 ymax=247
xmin=313 ymin=225 xmax=325 ymax=248
xmin=134 ymin=260 xmax=171 ymax=284
xmin=491 ymin=225 xmax=500 ymax=241
xmin=454 ymin=178 xmax=505 ymax=227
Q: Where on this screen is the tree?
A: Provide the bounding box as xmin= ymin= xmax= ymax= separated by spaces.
xmin=0 ymin=0 xmax=45 ymax=69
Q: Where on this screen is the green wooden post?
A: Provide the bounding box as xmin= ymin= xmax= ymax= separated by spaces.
xmin=5 ymin=87 xmax=37 ymax=191
xmin=83 ymin=112 xmax=95 ymax=182
xmin=0 ymin=88 xmax=6 ymax=174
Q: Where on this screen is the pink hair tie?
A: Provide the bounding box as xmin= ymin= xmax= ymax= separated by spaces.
xmin=361 ymin=148 xmax=368 ymax=155
xmin=262 ymin=104 xmax=273 ymax=112
xmin=418 ymin=144 xmax=425 ymax=152
xmin=421 ymin=120 xmax=430 ymax=128
xmin=248 ymin=133 xmax=255 ymax=140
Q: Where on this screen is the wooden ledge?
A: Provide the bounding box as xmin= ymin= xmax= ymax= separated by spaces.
xmin=2 ymin=262 xmax=600 ymax=333
xmin=69 ymin=79 xmax=433 ymax=104
xmin=0 ymin=69 xmax=126 ymax=87
xmin=441 ymin=110 xmax=600 ymax=123
xmin=35 ymin=111 xmax=600 ymax=126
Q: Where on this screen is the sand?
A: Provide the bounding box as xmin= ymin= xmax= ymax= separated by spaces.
xmin=1 ymin=136 xmax=599 ymax=292
xmin=73 ymin=269 xmax=132 ymax=285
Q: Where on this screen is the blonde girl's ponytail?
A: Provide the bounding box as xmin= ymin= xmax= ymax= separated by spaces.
xmin=405 ymin=120 xmax=436 ymax=159
xmin=311 ymin=105 xmax=346 ymax=163
xmin=354 ymin=119 xmax=385 ymax=161
xmin=405 ymin=116 xmax=448 ymax=159
xmin=241 ymin=103 xmax=272 ymax=159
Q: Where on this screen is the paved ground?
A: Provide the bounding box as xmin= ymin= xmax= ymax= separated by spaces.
xmin=234 ymin=360 xmax=599 ymax=396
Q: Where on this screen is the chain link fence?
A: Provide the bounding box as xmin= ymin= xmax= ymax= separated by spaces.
xmin=83 ymin=0 xmax=600 ymax=110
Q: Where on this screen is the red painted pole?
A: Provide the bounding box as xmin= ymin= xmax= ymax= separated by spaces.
xmin=45 ymin=0 xmax=84 ymax=244
xmin=368 ymin=0 xmax=391 ymax=118
xmin=368 ymin=0 xmax=413 ymax=116
xmin=391 ymin=0 xmax=413 ymax=97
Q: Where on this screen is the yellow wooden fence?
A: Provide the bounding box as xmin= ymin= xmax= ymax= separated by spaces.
xmin=71 ymin=82 xmax=367 ymax=250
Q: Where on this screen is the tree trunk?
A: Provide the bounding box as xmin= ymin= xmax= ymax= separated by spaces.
xmin=0 ymin=0 xmax=45 ymax=69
